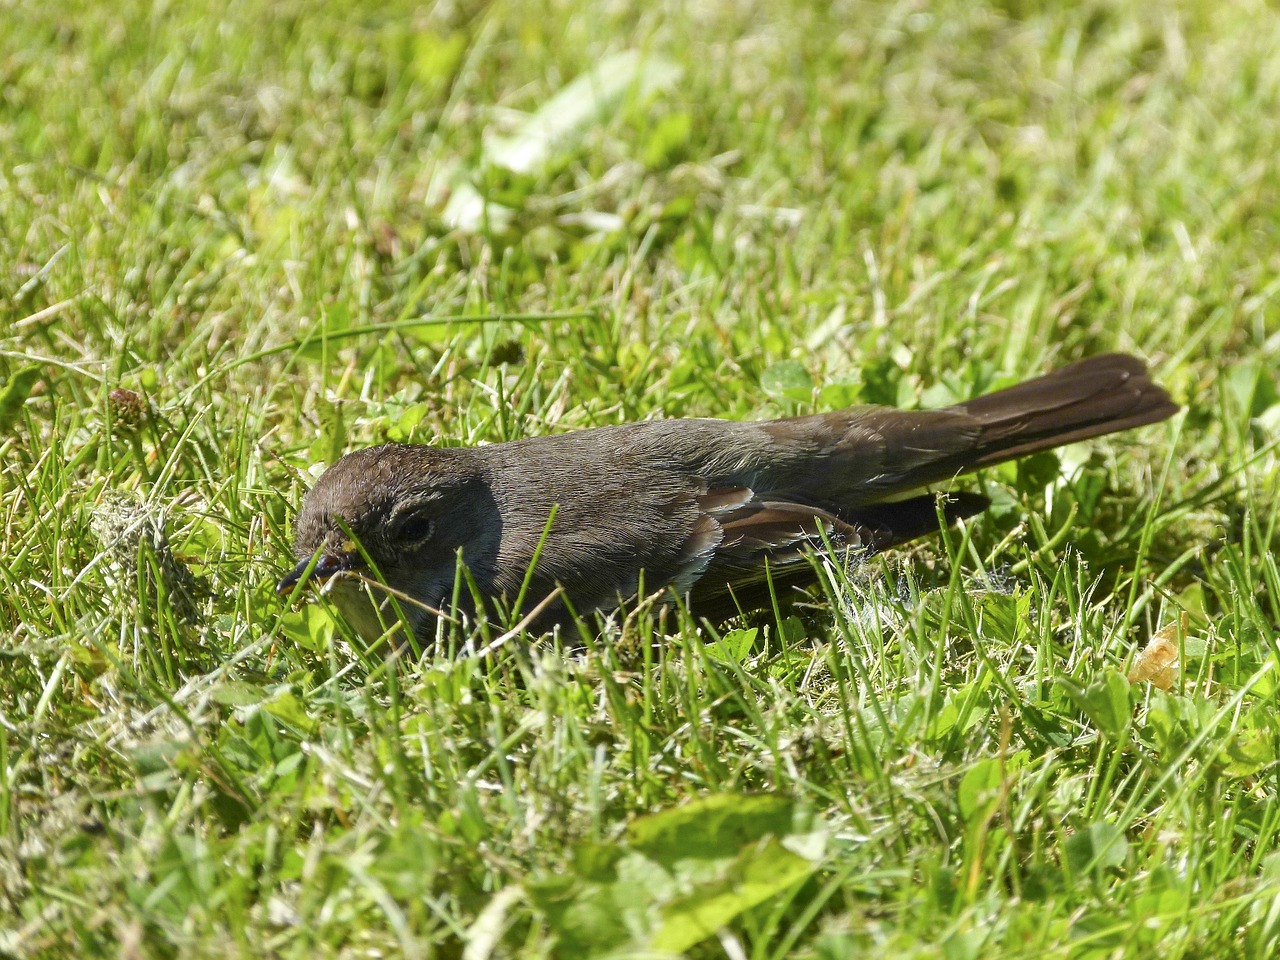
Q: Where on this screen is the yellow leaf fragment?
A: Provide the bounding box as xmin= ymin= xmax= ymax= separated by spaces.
xmin=1128 ymin=614 xmax=1187 ymax=690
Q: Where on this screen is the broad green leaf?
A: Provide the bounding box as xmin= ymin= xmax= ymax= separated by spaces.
xmin=1144 ymin=688 xmax=1216 ymax=756
xmin=529 ymin=846 xmax=649 ymax=956
xmin=370 ymin=814 xmax=443 ymax=898
xmin=974 ymin=590 xmax=1030 ymax=647
xmin=643 ymin=110 xmax=693 ymax=168
xmin=651 ymin=837 xmax=816 ymax=953
xmin=1065 ymin=821 xmax=1128 ymax=873
xmin=940 ymin=928 xmax=986 ymax=960
xmin=1014 ymin=450 xmax=1065 ymax=494
xmin=1225 ymin=359 xmax=1278 ymax=418
xmin=279 ymin=603 xmax=337 ymax=652
xmin=530 ymin=794 xmax=827 ymax=956
xmin=210 ymin=681 xmax=266 ymax=708
xmin=128 ymin=738 xmax=186 ymax=777
xmin=958 ymin=752 xmax=1028 ymax=821
xmin=818 ymin=379 xmax=862 ymax=409
xmin=704 ymin=627 xmax=757 ymax=664
xmin=627 ymin=792 xmax=821 ymax=860
xmin=761 ymin=360 xmax=814 ymax=404
xmin=856 ymin=356 xmax=904 ymax=407
xmin=1222 ymin=730 xmax=1275 ymax=778
xmin=0 ymin=365 xmax=40 ymax=434
xmin=261 ymin=690 xmax=316 ymax=734
xmin=1060 ymin=670 xmax=1132 ymax=737
xmin=393 ymin=402 xmax=428 ymax=439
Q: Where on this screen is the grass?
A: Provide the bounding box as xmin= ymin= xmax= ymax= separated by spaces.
xmin=3 ymin=0 xmax=1280 ymax=956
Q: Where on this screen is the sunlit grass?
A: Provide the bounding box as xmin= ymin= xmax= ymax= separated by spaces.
xmin=3 ymin=0 xmax=1279 ymax=956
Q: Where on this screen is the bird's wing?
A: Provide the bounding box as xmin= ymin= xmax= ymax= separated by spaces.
xmin=675 ymin=486 xmax=988 ymax=621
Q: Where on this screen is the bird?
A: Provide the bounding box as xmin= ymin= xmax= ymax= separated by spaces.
xmin=278 ymin=353 xmax=1177 ymax=644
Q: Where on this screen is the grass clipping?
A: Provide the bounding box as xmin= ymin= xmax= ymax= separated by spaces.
xmin=88 ymin=490 xmax=204 ymax=626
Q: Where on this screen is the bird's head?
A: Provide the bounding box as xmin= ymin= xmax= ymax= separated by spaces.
xmin=277 ymin=444 xmax=495 ymax=643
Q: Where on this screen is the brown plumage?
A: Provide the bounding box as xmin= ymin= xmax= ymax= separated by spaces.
xmin=280 ymin=353 xmax=1177 ymax=642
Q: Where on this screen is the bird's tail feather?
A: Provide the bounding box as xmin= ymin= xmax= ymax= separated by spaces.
xmin=954 ymin=353 xmax=1178 ymax=468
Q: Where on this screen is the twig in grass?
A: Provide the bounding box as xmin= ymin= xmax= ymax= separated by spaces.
xmin=470 ymin=586 xmax=565 ymax=660
xmin=332 ymin=571 xmax=460 ymax=626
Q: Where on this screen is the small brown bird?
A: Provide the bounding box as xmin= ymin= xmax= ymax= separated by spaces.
xmin=279 ymin=354 xmax=1177 ymax=643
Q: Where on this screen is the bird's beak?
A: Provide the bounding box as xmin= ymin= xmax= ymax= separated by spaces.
xmin=276 ymin=550 xmax=363 ymax=595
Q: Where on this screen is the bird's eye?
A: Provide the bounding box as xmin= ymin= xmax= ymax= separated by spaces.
xmin=397 ymin=514 xmax=435 ymax=544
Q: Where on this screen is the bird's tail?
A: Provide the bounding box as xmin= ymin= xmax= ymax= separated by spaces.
xmin=820 ymin=353 xmax=1177 ymax=555
xmin=752 ymin=351 xmax=1179 ymax=523
xmin=952 ymin=353 xmax=1179 ymax=469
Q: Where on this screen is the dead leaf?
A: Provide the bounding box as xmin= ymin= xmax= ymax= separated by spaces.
xmin=1128 ymin=614 xmax=1187 ymax=690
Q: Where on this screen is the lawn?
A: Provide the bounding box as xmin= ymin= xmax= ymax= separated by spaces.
xmin=3 ymin=0 xmax=1280 ymax=956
